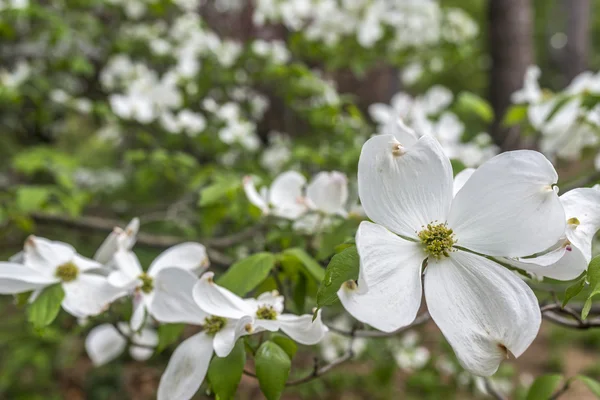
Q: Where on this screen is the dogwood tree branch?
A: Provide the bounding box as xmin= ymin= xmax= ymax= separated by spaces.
xmin=541 ymin=303 xmax=600 ymax=329
xmin=112 ymin=322 xmax=156 ymax=350
xmin=549 ymin=380 xmax=572 ymax=400
xmin=325 ymin=312 xmax=431 ymax=338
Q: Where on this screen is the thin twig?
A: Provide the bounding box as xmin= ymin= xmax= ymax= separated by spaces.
xmin=549 ymin=380 xmax=571 ymax=400
xmin=325 ymin=312 xmax=431 ymax=338
xmin=112 ymin=322 xmax=155 ymax=350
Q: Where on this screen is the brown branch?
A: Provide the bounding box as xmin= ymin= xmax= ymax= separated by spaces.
xmin=326 ymin=312 xmax=431 ymax=338
xmin=549 ymin=380 xmax=571 ymax=400
xmin=541 ymin=303 xmax=600 ymax=329
xmin=112 ymin=322 xmax=156 ymax=350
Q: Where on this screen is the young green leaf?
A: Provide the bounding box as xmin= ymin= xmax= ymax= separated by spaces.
xmin=576 ymin=375 xmax=600 ymax=397
xmin=27 ymin=284 xmax=64 ymax=329
xmin=563 ymin=274 xmax=586 ymax=307
xmin=582 ymin=256 xmax=600 ymax=319
xmin=282 ymin=248 xmax=325 ymax=282
xmin=156 ymin=323 xmax=186 ymax=353
xmin=457 ymin=92 xmax=494 ymax=123
xmin=525 ymin=374 xmax=563 ymax=400
xmin=207 ymin=339 xmax=246 ymax=400
xmin=217 ymin=252 xmax=277 ymax=296
xmin=271 ymin=334 xmax=298 ymax=360
xmin=316 ymin=246 xmax=359 ymax=308
xmin=255 ymin=341 xmax=291 ymax=400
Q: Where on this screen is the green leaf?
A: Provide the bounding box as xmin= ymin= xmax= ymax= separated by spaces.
xmin=457 ymin=92 xmax=494 ymax=123
xmin=207 ymin=339 xmax=246 ymax=400
xmin=199 ymin=179 xmax=240 ymax=207
xmin=16 ymin=186 xmax=52 ymax=212
xmin=217 ymin=253 xmax=277 ymax=296
xmin=502 ymin=104 xmax=528 ymax=126
xmin=526 ymin=374 xmax=563 ymax=400
xmin=255 ymin=341 xmax=291 ymax=400
xmin=563 ymin=274 xmax=587 ymax=307
xmin=156 ymin=323 xmax=186 ymax=353
xmin=282 ymin=248 xmax=324 ymax=282
xmin=271 ymin=335 xmax=298 ymax=359
xmin=576 ymin=375 xmax=600 ymax=397
xmin=582 ymin=256 xmax=600 ymax=319
xmin=316 ymin=246 xmax=359 ymax=308
xmin=27 ymin=284 xmax=64 ymax=329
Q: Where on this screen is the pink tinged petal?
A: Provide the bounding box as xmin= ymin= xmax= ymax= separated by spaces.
xmin=268 ymin=170 xmax=307 ymax=220
xmin=213 ymin=316 xmax=253 ymax=357
xmin=277 ymin=311 xmax=328 ymax=345
xmin=24 ymin=236 xmax=75 ymax=276
xmin=243 ymin=176 xmax=269 ymax=213
xmin=306 ymin=171 xmax=349 ymax=216
xmin=561 ymin=188 xmax=600 ymax=263
xmin=453 ymin=168 xmax=475 ymax=197
xmin=504 ymin=244 xmax=587 ymax=281
xmin=358 ymin=135 xmax=453 ymax=238
xmin=85 ymin=323 xmax=127 ymax=366
xmin=193 ymin=272 xmax=254 ymax=319
xmin=130 ymin=328 xmax=158 ymax=361
xmin=150 ymin=268 xmax=207 ymax=325
xmin=448 ymin=150 xmax=565 ymax=257
xmin=338 ymin=222 xmax=425 ymax=332
xmin=424 ymin=250 xmax=541 ymax=376
xmin=157 ymin=332 xmax=214 ymax=400
xmin=149 ymin=242 xmax=210 ymax=276
xmin=62 ymin=274 xmax=126 ymax=318
xmin=0 ymin=263 xmax=57 ymax=294
xmin=113 ymin=250 xmax=143 ymax=280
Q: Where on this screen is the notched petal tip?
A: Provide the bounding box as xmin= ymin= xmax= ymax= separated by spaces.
xmin=24 ymin=235 xmax=36 ymax=248
xmin=392 ymin=143 xmax=407 ymax=156
xmin=342 ymin=279 xmax=358 ymax=291
xmin=497 ymin=343 xmax=509 ymax=359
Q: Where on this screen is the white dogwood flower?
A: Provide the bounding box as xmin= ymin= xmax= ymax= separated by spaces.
xmin=94 ymin=218 xmax=140 ymax=266
xmin=243 ymin=170 xmax=308 ymax=219
xmin=0 ymin=236 xmax=125 ymax=317
xmin=339 ymin=134 xmax=566 ymax=376
xmin=305 ymin=171 xmax=349 ymax=217
xmin=504 ymin=187 xmax=600 ymax=280
xmin=108 ymin=243 xmax=209 ymax=330
xmin=85 ymin=322 xmax=158 ymax=366
xmin=193 ymin=272 xmax=328 ymax=344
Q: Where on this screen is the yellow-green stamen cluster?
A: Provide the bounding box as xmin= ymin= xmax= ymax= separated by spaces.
xmin=418 ymin=222 xmax=455 ymax=259
xmin=204 ymin=316 xmax=227 ymax=335
xmin=55 ymin=262 xmax=79 ymax=282
xmin=256 ymin=305 xmax=277 ymax=320
xmin=138 ymin=273 xmax=154 ymax=294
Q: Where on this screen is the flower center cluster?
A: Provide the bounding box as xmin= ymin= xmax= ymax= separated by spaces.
xmin=418 ymin=222 xmax=455 ymax=259
xmin=567 ymin=217 xmax=580 ymax=226
xmin=138 ymin=273 xmax=154 ymax=294
xmin=55 ymin=262 xmax=79 ymax=282
xmin=256 ymin=305 xmax=277 ymax=320
xmin=204 ymin=315 xmax=226 ymax=335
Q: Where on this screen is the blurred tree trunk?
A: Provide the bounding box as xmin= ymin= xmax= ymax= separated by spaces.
xmin=488 ymin=0 xmax=534 ymax=150
xmin=562 ymin=0 xmax=590 ymax=83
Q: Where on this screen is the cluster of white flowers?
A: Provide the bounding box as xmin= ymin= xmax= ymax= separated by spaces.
xmin=512 ymin=66 xmax=600 ymax=165
xmin=369 ymin=86 xmax=498 ymax=167
xmin=253 ymin=0 xmax=478 ymax=49
xmin=0 ymin=217 xmax=328 ymax=400
xmin=243 ymin=170 xmax=356 ymax=232
xmin=338 ymin=132 xmax=600 ymax=376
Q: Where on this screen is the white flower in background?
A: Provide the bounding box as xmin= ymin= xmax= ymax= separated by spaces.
xmin=252 ymin=40 xmax=291 ymax=64
xmin=85 ymin=322 xmax=158 ymax=366
xmin=320 ymin=315 xmax=367 ymax=363
xmin=0 ymin=237 xmax=125 ymax=317
xmin=193 ymin=272 xmax=328 ymax=343
xmin=160 ymin=109 xmax=207 ymax=136
xmin=108 ymin=243 xmax=210 ymax=330
xmin=503 ymin=187 xmax=600 ymax=280
xmin=0 ymin=60 xmax=30 ymax=88
xmin=401 ymin=62 xmax=424 ymax=85
xmin=511 ymin=65 xmax=542 ymax=104
xmin=243 ymin=171 xmax=308 ymax=219
xmin=339 ymin=135 xmax=566 ymax=376
xmin=394 ymin=345 xmax=430 ymax=371
xmin=94 ymin=218 xmax=140 ymax=266
xmin=306 ymin=171 xmax=349 ymax=217
xmin=260 ymin=132 xmax=292 ymax=173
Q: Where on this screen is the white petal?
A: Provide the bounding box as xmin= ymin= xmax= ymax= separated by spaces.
xmin=130 ymin=328 xmax=158 ymax=361
xmin=149 ymin=242 xmax=209 ymax=276
xmin=386 ymin=118 xmax=419 ymax=147
xmin=213 ymin=316 xmax=253 ymax=357
xmin=449 ymin=150 xmax=565 ymax=257
xmin=85 ymin=324 xmax=127 ymax=366
xmin=277 ymin=311 xmax=328 ymax=345
xmin=130 ymin=299 xmax=146 ymax=331
xmin=113 ymin=250 xmax=143 ymax=279
xmin=107 ymin=270 xmax=137 ymax=288
xmin=24 ymin=236 xmax=75 ymax=276
xmin=72 ymin=254 xmax=103 ymax=271
xmin=306 ymin=171 xmax=349 ymax=216
xmin=368 ymin=103 xmax=392 ymax=124
xmin=0 ymin=263 xmax=57 ymax=294
xmin=243 ymin=176 xmax=269 ymax=213
xmin=193 ymin=272 xmax=254 ymax=319
xmin=561 ymin=188 xmax=600 ymax=263
xmin=504 ymin=244 xmax=587 ymax=281
xmin=94 ymin=227 xmax=123 ymax=265
xmin=62 ymin=274 xmax=126 ymax=317
xmin=338 ymin=221 xmax=425 ymax=332
xmin=453 ymin=168 xmax=475 ymax=197
xmin=268 ymin=170 xmax=307 ymax=220
xmin=358 ymin=135 xmax=453 ymax=238
xmin=150 ymin=267 xmax=207 ymax=325
xmin=157 ymin=332 xmax=214 ymax=400
xmin=424 ymin=250 xmax=541 ymax=376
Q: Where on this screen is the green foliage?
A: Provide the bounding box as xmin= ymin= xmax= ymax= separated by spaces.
xmin=217 ymin=252 xmax=277 ymax=296
xmin=525 ymin=374 xmax=563 ymax=400
xmin=563 ymin=274 xmax=587 ymax=307
xmin=576 ymin=375 xmax=600 ymax=397
xmin=255 ymin=341 xmax=292 ymax=400
xmin=207 ymin=339 xmax=246 ymax=400
xmin=456 ymin=92 xmax=494 ymax=123
xmin=156 ymin=323 xmax=185 ymax=353
xmin=270 ymin=334 xmax=298 ymax=360
xmin=316 ymin=246 xmax=360 ymax=308
xmin=27 ymin=284 xmax=64 ymax=329
xmin=282 ymin=248 xmax=325 ymax=282
xmin=582 ymin=256 xmax=600 ymax=319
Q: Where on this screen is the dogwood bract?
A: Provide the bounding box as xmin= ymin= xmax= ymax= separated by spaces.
xmin=93 ymin=217 xmax=140 ymax=265
xmin=108 ymin=243 xmax=209 ymax=330
xmin=243 ymin=170 xmax=308 ymax=218
xmin=339 ymin=134 xmax=566 ymax=376
xmin=0 ymin=236 xmax=124 ymax=317
xmin=85 ymin=322 xmax=158 ymax=366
